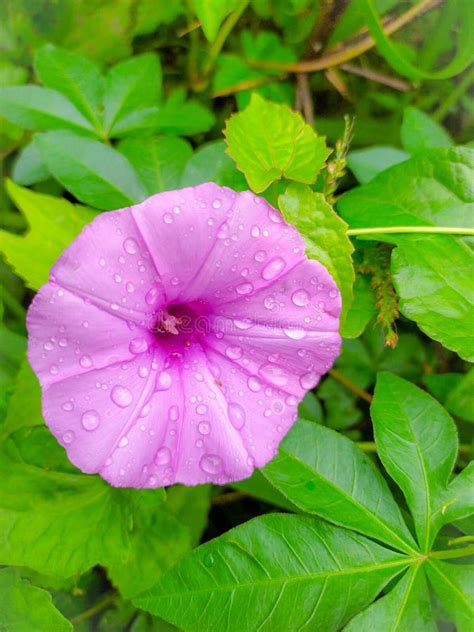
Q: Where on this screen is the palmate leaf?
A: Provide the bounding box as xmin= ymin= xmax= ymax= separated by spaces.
xmin=134 ymin=514 xmax=408 ymax=632
xmin=0 ymin=567 xmax=72 ymax=632
xmin=262 ymin=419 xmax=416 ymax=553
xmin=426 ymin=561 xmax=474 ymax=632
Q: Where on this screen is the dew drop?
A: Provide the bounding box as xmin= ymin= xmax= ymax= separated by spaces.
xmin=268 ymin=208 xmax=282 ymax=223
xmin=79 ymin=355 xmax=93 ymax=368
xmin=145 ymin=286 xmax=160 ymax=305
xmin=225 ymin=344 xmax=243 ymax=360
xmin=126 ymin=282 xmax=135 ymax=293
xmin=329 ymin=289 xmax=338 ymax=299
xmin=129 ymin=337 xmax=148 ymax=354
xmin=286 ymin=395 xmax=298 ymax=406
xmin=81 ymin=409 xmax=100 ymax=431
xmin=233 ymin=318 xmax=253 ymax=330
xmin=99 ymin=258 xmax=106 ymax=267
xmin=123 ymin=238 xmax=139 ymax=254
xmin=44 ymin=341 xmax=54 ymax=351
xmin=203 ymin=552 xmax=215 ymax=568
xmin=212 ymin=199 xmax=222 ymax=209
xmin=292 ymin=289 xmax=310 ymax=307
xmin=58 ymin=337 xmax=68 ymax=348
xmin=283 ymin=327 xmax=307 ymax=340
xmin=111 ymin=385 xmax=133 ymax=408
xmin=236 ymin=282 xmax=253 ymax=295
xmin=259 ymin=364 xmax=289 ymax=387
xmin=114 ymin=273 xmax=122 ymax=283
xmin=111 ymin=303 xmax=120 ymax=311
xmin=169 ymin=405 xmax=179 ymax=421
xmin=196 ymin=404 xmax=208 ymax=415
xmin=156 ymin=371 xmax=172 ymax=391
xmin=170 ymin=276 xmax=180 ymax=286
xmin=198 ymin=421 xmax=211 ymax=435
xmin=155 ymin=446 xmax=171 ymax=465
xmin=261 ymin=256 xmax=285 ymax=281
xmin=62 ymin=401 xmax=74 ymax=412
xmin=300 ymin=371 xmax=318 ymax=390
xmin=228 ymin=402 xmax=246 ymax=430
xmin=251 ymin=226 xmax=260 ymax=238
xmin=50 ymin=364 xmax=59 ymax=375
xmin=163 ymin=213 xmax=173 ymax=224
xmin=173 ymin=205 xmax=181 ymax=215
xmin=200 ymin=454 xmax=223 ymax=475
xmin=140 ymin=403 xmax=151 ymax=418
xmin=254 ymin=250 xmax=267 ymax=262
xmin=118 ymin=436 xmax=129 ymax=447
xmin=138 ymin=366 xmax=149 ymax=378
xmin=247 ymin=376 xmax=262 ymax=392
xmin=62 ymin=431 xmax=75 ymax=444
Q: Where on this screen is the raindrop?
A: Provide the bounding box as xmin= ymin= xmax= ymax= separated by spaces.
xmin=163 ymin=213 xmax=173 ymax=224
xmin=123 ymin=238 xmax=139 ymax=254
xmin=212 ymin=199 xmax=222 ymax=209
xmin=62 ymin=431 xmax=75 ymax=444
xmin=44 ymin=341 xmax=54 ymax=351
xmin=99 ymin=258 xmax=106 ymax=267
xmin=50 ymin=364 xmax=59 ymax=375
xmin=156 ymin=447 xmax=171 ymax=465
xmin=126 ymin=282 xmax=135 ymax=293
xmin=138 ymin=366 xmax=149 ymax=378
xmin=114 ymin=273 xmax=122 ymax=283
xmin=170 ymin=277 xmax=180 ymax=286
xmin=268 ymin=208 xmax=283 ymax=223
xmin=145 ymin=286 xmax=160 ymax=305
xmin=118 ymin=436 xmax=129 ymax=447
xmin=111 ymin=385 xmax=133 ymax=408
xmin=196 ymin=404 xmax=208 ymax=415
xmin=156 ymin=371 xmax=172 ymax=391
xmin=329 ymin=289 xmax=338 ymax=298
xmin=233 ymin=318 xmax=253 ymax=330
xmin=292 ymin=289 xmax=310 ymax=307
xmin=261 ymin=257 xmax=285 ymax=281
xmin=173 ymin=205 xmax=181 ymax=215
xmin=254 ymin=250 xmax=267 ymax=262
xmin=203 ymin=553 xmax=215 ymax=568
xmin=140 ymin=403 xmax=151 ymax=417
xmin=228 ymin=402 xmax=246 ymax=430
xmin=111 ymin=303 xmax=120 ymax=311
xmin=79 ymin=355 xmax=93 ymax=368
xmin=247 ymin=376 xmax=262 ymax=392
xmin=198 ymin=421 xmax=211 ymax=435
xmin=226 ymin=345 xmax=243 ymax=360
xmin=283 ymin=327 xmax=307 ymax=340
xmin=129 ymin=337 xmax=148 ymax=354
xmin=81 ymin=410 xmax=100 ymax=431
xmin=259 ymin=364 xmax=289 ymax=387
xmin=300 ymin=371 xmax=318 ymax=390
xmin=251 ymin=226 xmax=260 ymax=238
xmin=236 ymin=282 xmax=253 ymax=295
xmin=62 ymin=401 xmax=74 ymax=412
xmin=169 ymin=405 xmax=179 ymax=421
xmin=200 ymin=454 xmax=223 ymax=475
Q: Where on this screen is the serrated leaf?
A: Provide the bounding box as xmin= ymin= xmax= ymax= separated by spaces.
xmin=338 ymin=147 xmax=474 ymax=230
xmin=35 ymin=130 xmax=147 ymax=210
xmin=12 ymin=141 xmax=50 ymax=186
xmin=103 ymin=53 xmax=162 ymax=135
xmin=0 ymin=568 xmax=72 ymax=632
xmin=344 ymin=565 xmax=436 ymax=631
xmin=347 ymin=145 xmax=409 ymax=183
xmin=0 ymin=180 xmax=97 ymax=289
xmin=401 ymin=107 xmax=453 ymax=155
xmin=194 ymin=0 xmax=238 ymax=41
xmin=279 ymin=183 xmax=354 ymax=327
xmin=262 ymin=419 xmax=416 ymax=552
xmin=225 ymin=93 xmax=330 ymax=192
xmin=135 ymin=514 xmax=408 ymax=632
xmin=426 ymin=560 xmax=474 ymax=632
xmin=118 ymin=136 xmax=192 ymax=195
xmin=371 ymin=373 xmax=458 ymax=551
xmin=180 ymin=140 xmax=247 ymax=189
xmin=0 ymin=86 xmax=96 ymax=136
xmin=34 ymin=44 xmax=105 ymax=130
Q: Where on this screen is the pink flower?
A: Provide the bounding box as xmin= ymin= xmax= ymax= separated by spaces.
xmin=27 ymin=183 xmax=341 ymax=487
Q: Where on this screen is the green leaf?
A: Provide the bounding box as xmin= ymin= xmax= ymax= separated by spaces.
xmin=12 ymin=141 xmax=50 ymax=186
xmin=118 ymin=136 xmax=192 ymax=195
xmin=0 ymin=359 xmax=42 ymax=442
xmin=103 ymin=53 xmax=162 ymax=135
xmin=0 ymin=180 xmax=97 ymax=289
xmin=347 ymin=146 xmax=409 ymax=183
xmin=389 ymin=235 xmax=474 ymax=362
xmin=0 ymin=86 xmax=96 ymax=136
xmin=340 ymin=273 xmax=376 ymax=339
xmin=344 ymin=565 xmax=436 ymax=631
xmin=318 ymin=377 xmax=362 ymax=430
xmin=133 ymin=0 xmax=184 ymax=36
xmin=233 ymin=471 xmax=301 ymax=512
xmin=165 ymin=485 xmax=211 ymax=547
xmin=180 ymin=140 xmax=247 ymax=189
xmin=262 ymin=419 xmax=416 ymax=552
xmin=279 ymin=183 xmax=354 ymax=327
xmin=135 ymin=514 xmax=408 ymax=632
xmin=298 ymin=391 xmax=324 ymax=424
xmin=225 ymin=93 xmax=330 ymax=192
xmin=338 ymin=147 xmax=474 ymax=230
xmin=401 ymin=107 xmax=453 ymax=155
xmin=371 ymin=372 xmax=458 ymax=551
xmin=426 ymin=560 xmax=474 ymax=632
xmin=432 ymin=462 xmax=474 ymax=532
xmin=0 ymin=324 xmax=26 ymax=390
xmin=193 ymin=0 xmax=238 ymax=42
xmin=445 ymin=368 xmax=474 ymax=422
xmin=34 ymin=130 xmax=147 ymax=210
xmin=0 ymin=568 xmax=72 ymax=632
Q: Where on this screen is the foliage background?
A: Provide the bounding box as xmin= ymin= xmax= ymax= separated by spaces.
xmin=0 ymin=0 xmax=473 ymax=630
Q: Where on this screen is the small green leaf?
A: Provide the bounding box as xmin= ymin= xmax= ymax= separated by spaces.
xmin=34 ymin=130 xmax=147 ymax=210
xmin=135 ymin=514 xmax=408 ymax=632
xmin=0 ymin=568 xmax=72 ymax=632
xmin=193 ymin=0 xmax=238 ymax=42
xmin=103 ymin=53 xmax=162 ymax=135
xmin=262 ymin=419 xmax=416 ymax=552
xmin=298 ymin=391 xmax=324 ymax=424
xmin=426 ymin=561 xmax=474 ymax=632
xmin=118 ymin=136 xmax=192 ymax=195
xmin=180 ymin=140 xmax=247 ymax=189
xmin=347 ymin=146 xmax=409 ymax=183
xmin=432 ymin=462 xmax=474 ymax=532
xmin=225 ymin=93 xmax=329 ymax=192
xmin=0 ymin=86 xmax=96 ymax=136
xmin=279 ymin=183 xmax=354 ymax=327
xmin=371 ymin=373 xmax=458 ymax=551
xmin=0 ymin=359 xmax=42 ymax=442
xmin=344 ymin=565 xmax=436 ymax=631
xmin=445 ymin=368 xmax=474 ymax=422
xmin=340 ymin=273 xmax=376 ymax=339
xmin=0 ymin=180 xmax=97 ymax=289
xmin=401 ymin=107 xmax=453 ymax=155
xmin=12 ymin=141 xmax=50 ymax=186
xmin=34 ymin=44 xmax=105 ymax=129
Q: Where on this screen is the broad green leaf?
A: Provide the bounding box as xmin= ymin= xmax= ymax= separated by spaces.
xmin=135 ymin=514 xmax=408 ymax=632
xmin=165 ymin=485 xmax=211 ymax=547
xmin=233 ymin=469 xmax=301 ymax=512
xmin=118 ymin=136 xmax=192 ymax=195
xmin=389 ymin=235 xmax=474 ymax=362
xmin=133 ymin=0 xmax=184 ymax=36
xmin=0 ymin=568 xmax=72 ymax=632
xmin=225 ymin=93 xmax=330 ymax=192
xmin=34 ymin=44 xmax=105 ymax=130
xmin=371 ymin=373 xmax=458 ymax=551
xmin=0 ymin=324 xmax=26 ymax=390
xmin=338 ymin=147 xmax=474 ymax=230
xmin=298 ymin=391 xmax=324 ymax=424
xmin=318 ymin=377 xmax=362 ymax=429
xmin=194 ymin=0 xmax=238 ymax=42
xmin=262 ymin=419 xmax=416 ymax=552
xmin=279 ymin=183 xmax=354 ymax=327
xmin=103 ymin=53 xmax=162 ymax=135
xmin=401 ymin=107 xmax=453 ymax=155
xmin=340 ymin=273 xmax=376 ymax=339
xmin=0 ymin=86 xmax=96 ymax=136
xmin=347 ymin=146 xmax=409 ymax=183
xmin=0 ymin=180 xmax=97 ymax=289
xmin=423 ymin=373 xmax=465 ymax=408
xmin=180 ymin=140 xmax=247 ymax=189
xmin=431 ymin=462 xmax=474 ymax=533
xmin=12 ymin=141 xmax=50 ymax=186
xmin=426 ymin=561 xmax=474 ymax=632
xmin=0 ymin=359 xmax=42 ymax=442
xmin=446 ymin=368 xmax=474 ymax=422
xmin=344 ymin=565 xmax=436 ymax=631
xmin=35 ymin=131 xmax=147 ymax=210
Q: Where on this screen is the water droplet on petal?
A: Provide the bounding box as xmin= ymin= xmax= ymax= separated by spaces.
xmin=123 ymin=238 xmax=139 ymax=254
xmin=268 ymin=208 xmax=282 ymax=223
xmin=259 ymin=364 xmax=289 ymax=387
xmin=300 ymin=371 xmax=318 ymax=390
xmin=118 ymin=436 xmax=129 ymax=447
xmin=99 ymin=258 xmax=106 ymax=267
xmin=163 ymin=213 xmax=173 ymax=224
xmin=200 ymin=454 xmax=223 ymax=475
xmin=196 ymin=404 xmax=208 ymax=415
xmin=111 ymin=385 xmax=133 ymax=408
xmin=169 ymin=405 xmax=179 ymax=421
xmin=44 ymin=341 xmax=54 ymax=351
xmin=62 ymin=401 xmax=74 ymax=412
xmin=226 ymin=344 xmax=243 ymax=360
xmin=251 ymin=226 xmax=260 ymax=237
xmin=286 ymin=395 xmax=298 ymax=406
xmin=236 ymin=282 xmax=253 ymax=295
xmin=126 ymin=282 xmax=135 ymax=293
xmin=261 ymin=257 xmax=285 ymax=281
xmin=138 ymin=366 xmax=149 ymax=378
xmin=329 ymin=289 xmax=338 ymax=299
xmin=283 ymin=327 xmax=307 ymax=340
xmin=81 ymin=410 xmax=100 ymax=431
xmin=114 ymin=273 xmax=122 ymax=283
xmin=198 ymin=421 xmax=210 ymax=435
xmin=129 ymin=337 xmax=149 ymax=354
xmin=248 ymin=376 xmax=262 ymax=392
xmin=254 ymin=250 xmax=267 ymax=262
xmin=156 ymin=371 xmax=172 ymax=391
xmin=50 ymin=364 xmax=59 ymax=375
xmin=145 ymin=286 xmax=160 ymax=305
xmin=170 ymin=277 xmax=180 ymax=286
xmin=212 ymin=199 xmax=222 ymax=209
xmin=62 ymin=431 xmax=75 ymax=444
xmin=173 ymin=205 xmax=181 ymax=215
xmin=292 ymin=289 xmax=310 ymax=306
xmin=79 ymin=355 xmax=93 ymax=368
xmin=156 ymin=447 xmax=171 ymax=465
xmin=228 ymin=402 xmax=246 ymax=429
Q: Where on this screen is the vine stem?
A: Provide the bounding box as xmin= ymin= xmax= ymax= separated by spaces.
xmin=448 ymin=535 xmax=474 ymax=547
xmin=329 ymin=369 xmax=373 ymax=403
xmin=347 ymin=226 xmax=474 ymax=237
xmin=430 ymin=544 xmax=474 ymax=560
xmin=70 ymin=593 xmax=116 ymax=625
xmin=202 ymin=0 xmax=249 ymax=77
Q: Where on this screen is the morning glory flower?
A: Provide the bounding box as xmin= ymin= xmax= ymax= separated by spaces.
xmin=27 ymin=183 xmax=341 ymax=487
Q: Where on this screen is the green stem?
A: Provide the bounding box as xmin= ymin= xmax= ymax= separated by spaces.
xmin=448 ymin=535 xmax=474 ymax=547
xmin=357 ymin=442 xmax=378 ymax=453
xmin=70 ymin=593 xmax=116 ymax=626
xmin=347 ymin=226 xmax=474 ymax=237
xmin=202 ymin=0 xmax=249 ymax=77
xmin=0 ymin=284 xmax=26 ymax=321
xmin=430 ymin=544 xmax=474 ymax=560
xmin=433 ymin=66 xmax=474 ymax=122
